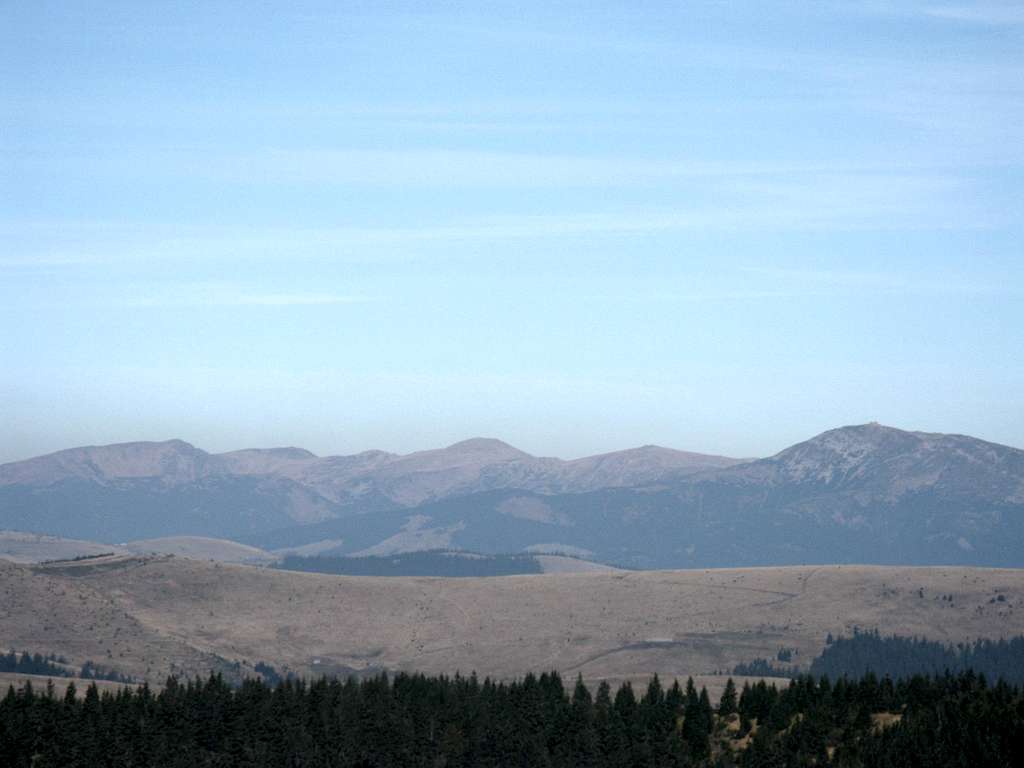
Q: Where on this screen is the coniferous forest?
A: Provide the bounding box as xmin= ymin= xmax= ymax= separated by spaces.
xmin=733 ymin=631 xmax=1024 ymax=685
xmin=808 ymin=629 xmax=1024 ymax=684
xmin=2 ymin=669 xmax=1022 ymax=767
xmin=0 ymin=650 xmax=133 ymax=684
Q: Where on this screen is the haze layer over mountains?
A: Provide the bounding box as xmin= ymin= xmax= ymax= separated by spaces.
xmin=2 ymin=423 xmax=1022 ymax=568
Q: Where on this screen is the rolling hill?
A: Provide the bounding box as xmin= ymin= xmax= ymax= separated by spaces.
xmin=1 ymin=555 xmax=1022 ymax=689
xmin=0 ymin=531 xmax=277 ymax=565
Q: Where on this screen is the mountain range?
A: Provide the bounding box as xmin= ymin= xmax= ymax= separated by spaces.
xmin=2 ymin=423 xmax=1022 ymax=568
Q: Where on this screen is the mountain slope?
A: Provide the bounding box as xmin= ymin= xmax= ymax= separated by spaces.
xmin=686 ymin=423 xmax=1024 ymax=563
xmin=1 ymin=424 xmax=1021 ymax=567
xmin=719 ymin=422 xmax=1024 ymax=500
xmin=247 ymin=424 xmax=1024 ymax=568
xmin=0 ymin=440 xmax=215 ymax=487
xmin=0 ymin=474 xmax=339 ymax=541
xmin=0 ymin=436 xmax=744 ymax=541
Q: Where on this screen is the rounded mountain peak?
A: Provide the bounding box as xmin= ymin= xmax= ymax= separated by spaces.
xmin=443 ymin=438 xmax=529 ymax=460
xmin=763 ymin=423 xmax=924 ymax=485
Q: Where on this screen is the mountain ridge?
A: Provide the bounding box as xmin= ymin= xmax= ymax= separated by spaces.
xmin=1 ymin=424 xmax=1021 ymax=567
xmin=0 ymin=435 xmax=748 ymax=500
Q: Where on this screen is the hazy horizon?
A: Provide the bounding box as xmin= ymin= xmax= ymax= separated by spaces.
xmin=3 ymin=2 xmax=1022 ymax=464
xmin=4 ymin=419 xmax=1024 ymax=468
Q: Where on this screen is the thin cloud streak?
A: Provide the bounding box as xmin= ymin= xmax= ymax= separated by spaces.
xmin=119 ymin=289 xmax=379 ymax=309
xmin=588 ymin=277 xmax=1008 ymax=305
xmin=0 ymin=289 xmax=380 ymax=311
xmin=587 ymin=289 xmax=832 ymax=303
xmin=16 ymin=147 xmax=1010 ymax=187
xmin=738 ymin=266 xmax=1006 ymax=297
xmin=1 ymin=169 xmax=992 ymax=269
xmin=924 ymin=4 xmax=1024 ymax=25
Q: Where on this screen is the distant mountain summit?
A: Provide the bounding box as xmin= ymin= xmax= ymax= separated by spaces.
xmin=727 ymin=423 xmax=1024 ymax=501
xmin=441 ymin=437 xmax=530 ymax=460
xmin=559 ymin=444 xmax=743 ymax=489
xmin=0 ymin=439 xmax=213 ymax=486
xmin=1 ymin=425 xmax=1021 ymax=567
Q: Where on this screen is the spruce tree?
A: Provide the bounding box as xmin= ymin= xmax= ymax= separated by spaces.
xmin=682 ymin=692 xmax=711 ymax=761
xmin=699 ymin=687 xmax=714 ymax=733
xmin=720 ymin=677 xmax=738 ymax=717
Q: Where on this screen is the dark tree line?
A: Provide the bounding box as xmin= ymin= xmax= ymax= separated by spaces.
xmin=2 ymin=669 xmax=1022 ymax=767
xmin=0 ymin=650 xmax=131 ymax=684
xmin=736 ymin=672 xmax=1024 ymax=767
xmin=0 ymin=671 xmax=711 ymax=768
xmin=253 ymin=661 xmax=287 ymax=687
xmin=731 ymin=658 xmax=795 ymax=678
xmin=276 ymin=551 xmax=544 ymax=577
xmin=1 ymin=650 xmax=69 ymax=678
xmin=734 ymin=631 xmax=1024 ymax=686
xmin=808 ymin=629 xmax=1024 ymax=685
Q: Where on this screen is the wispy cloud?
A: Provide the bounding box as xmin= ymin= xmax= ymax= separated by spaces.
xmin=738 ymin=266 xmax=1004 ymax=297
xmin=121 ymin=287 xmax=377 ymax=309
xmin=128 ymin=290 xmax=376 ymax=309
xmin=589 ymin=288 xmax=830 ymax=304
xmin=924 ymin=4 xmax=1024 ymax=25
xmin=23 ymin=148 xmax=892 ymax=188
xmin=20 ymin=140 xmax=1010 ymax=188
xmin=0 ymin=166 xmax=992 ymax=269
xmin=585 ymin=267 xmax=1008 ymax=306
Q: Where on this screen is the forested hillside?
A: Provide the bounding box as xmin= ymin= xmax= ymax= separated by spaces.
xmin=2 ymin=670 xmax=1020 ymax=767
xmin=0 ymin=650 xmax=133 ymax=684
xmin=809 ymin=629 xmax=1024 ymax=684
xmin=734 ymin=631 xmax=1024 ymax=685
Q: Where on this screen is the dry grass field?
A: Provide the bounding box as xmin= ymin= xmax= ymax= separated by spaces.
xmin=0 ymin=530 xmax=277 ymax=565
xmin=1 ymin=554 xmax=1022 ymax=689
xmin=0 ymin=531 xmax=130 ymax=563
xmin=125 ymin=536 xmax=276 ymax=564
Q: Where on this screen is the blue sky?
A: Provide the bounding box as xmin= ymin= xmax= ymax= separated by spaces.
xmin=2 ymin=1 xmax=1023 ymax=462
